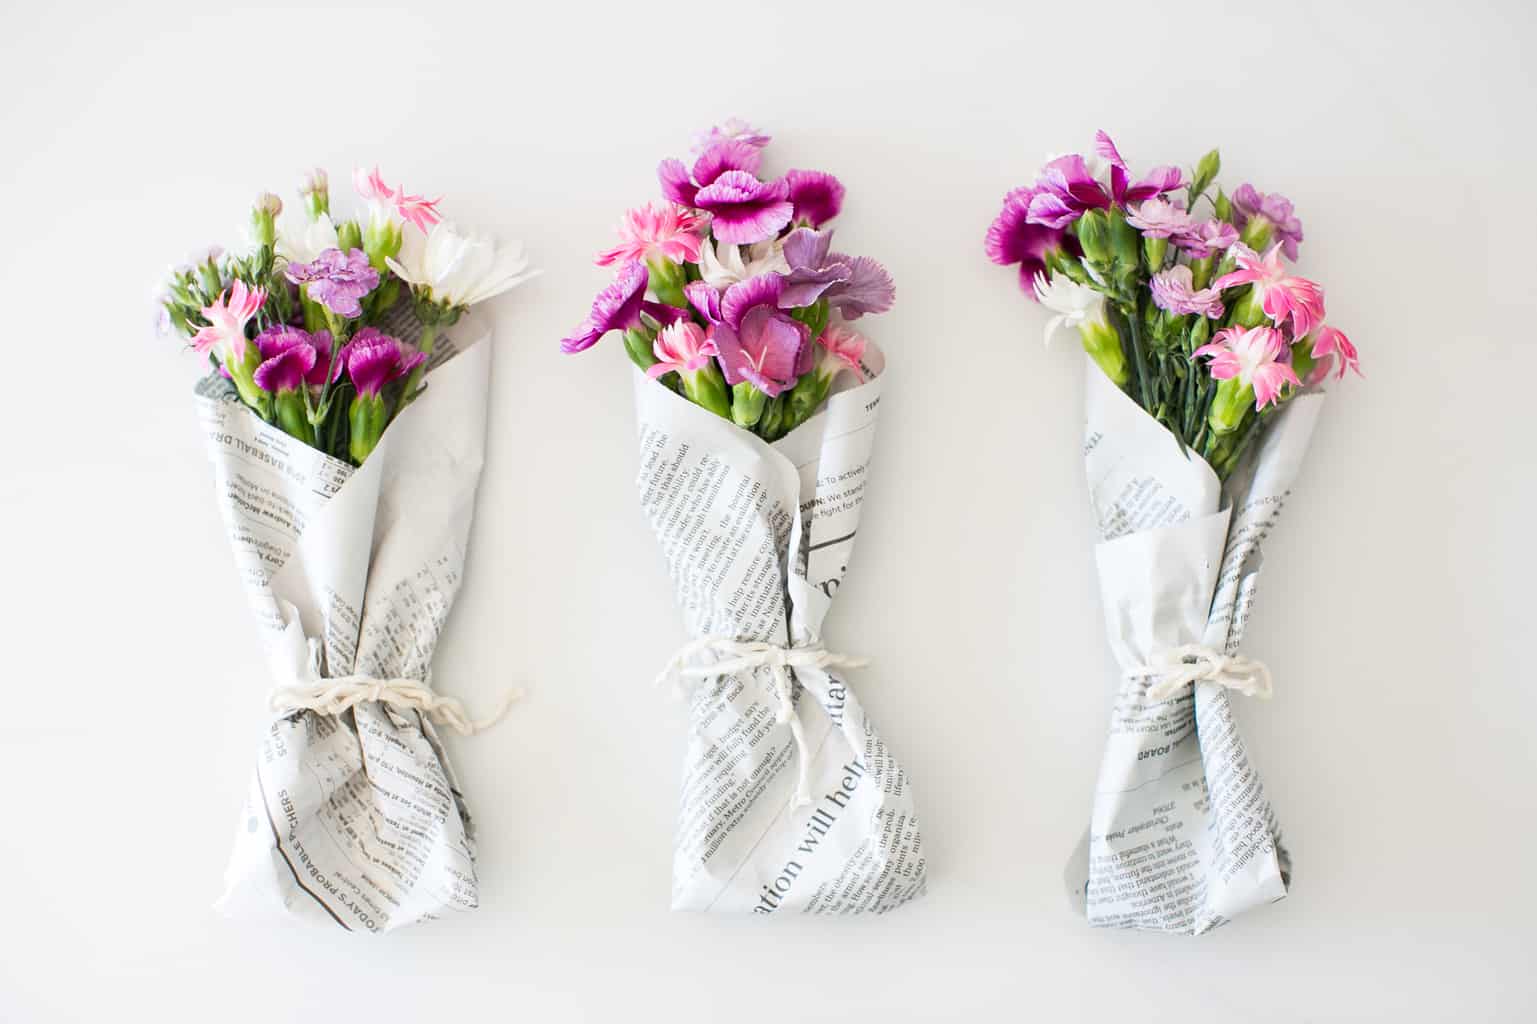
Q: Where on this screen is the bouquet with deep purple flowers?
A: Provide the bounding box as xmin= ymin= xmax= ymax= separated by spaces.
xmin=567 ymin=122 xmax=925 ymax=916
xmin=988 ymin=132 xmax=1360 ymax=478
xmin=162 ymin=169 xmax=533 ymax=933
xmin=561 ymin=119 xmax=894 ymax=440
xmin=988 ymin=133 xmax=1361 ymax=935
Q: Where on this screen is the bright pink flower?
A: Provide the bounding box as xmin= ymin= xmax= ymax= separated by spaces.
xmin=191 ymin=280 xmax=267 ymax=362
xmin=1310 ymin=325 xmax=1361 ymax=380
xmin=816 ymin=324 xmax=867 ymax=382
xmin=595 ymin=203 xmax=706 ymax=267
xmin=353 ymin=165 xmax=442 ymax=234
xmin=646 ymin=321 xmax=718 ymax=379
xmin=1194 ymin=326 xmax=1300 ymax=409
xmin=1215 ymin=243 xmax=1326 ymax=339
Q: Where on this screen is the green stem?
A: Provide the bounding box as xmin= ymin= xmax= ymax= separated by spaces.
xmin=397 ymin=322 xmax=437 ymax=412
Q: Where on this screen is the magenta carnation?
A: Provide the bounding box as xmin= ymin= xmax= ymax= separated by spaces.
xmin=693 ymin=171 xmax=794 ymax=245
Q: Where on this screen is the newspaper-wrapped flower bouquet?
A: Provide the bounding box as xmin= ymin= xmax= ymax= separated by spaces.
xmin=159 ymin=168 xmax=534 ymax=932
xmin=987 ymin=132 xmax=1360 ymax=934
xmin=564 ymin=121 xmax=927 ymax=914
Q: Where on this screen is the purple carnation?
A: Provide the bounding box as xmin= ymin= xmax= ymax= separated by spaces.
xmin=253 ymin=325 xmax=338 ymax=393
xmin=1150 ymin=266 xmax=1225 ymax=319
xmin=986 ymin=186 xmax=1075 ymax=295
xmin=694 ymin=171 xmax=794 ymax=245
xmin=343 ymin=327 xmax=425 ymax=398
xmin=778 ymin=228 xmax=894 ymax=320
xmin=1173 ymin=219 xmax=1240 ymax=259
xmin=560 ymin=261 xmax=649 ymax=353
xmin=658 ymin=141 xmax=762 ymax=208
xmin=1232 ymin=184 xmax=1304 ymax=260
xmin=284 ymin=247 xmax=378 ymax=318
xmin=786 ymin=169 xmax=845 ymax=226
xmin=689 ymin=273 xmax=806 ymax=396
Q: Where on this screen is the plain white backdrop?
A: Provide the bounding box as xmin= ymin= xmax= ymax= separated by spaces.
xmin=3 ymin=1 xmax=1534 ymax=1020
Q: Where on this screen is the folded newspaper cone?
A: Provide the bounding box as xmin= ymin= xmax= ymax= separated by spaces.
xmin=635 ymin=345 xmax=927 ymax=915
xmin=1064 ymin=358 xmax=1324 ymax=934
xmin=206 ymin=308 xmax=497 ymax=933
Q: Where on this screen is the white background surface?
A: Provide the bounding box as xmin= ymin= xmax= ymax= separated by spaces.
xmin=3 ymin=2 xmax=1534 ymax=1020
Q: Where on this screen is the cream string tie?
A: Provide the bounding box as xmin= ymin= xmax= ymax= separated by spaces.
xmin=270 ymin=643 xmax=520 ymax=738
xmin=655 ymin=636 xmax=869 ymax=808
xmin=1130 ymin=643 xmax=1272 ymax=703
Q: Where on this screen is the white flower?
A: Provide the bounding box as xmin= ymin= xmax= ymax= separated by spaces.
xmin=276 ymin=212 xmax=339 ymax=265
xmin=1032 ymin=272 xmax=1108 ymax=347
xmin=386 ymin=221 xmax=538 ymax=309
xmin=698 ymin=238 xmax=788 ymax=290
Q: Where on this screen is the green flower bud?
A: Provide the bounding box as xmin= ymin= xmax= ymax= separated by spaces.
xmin=249 ymin=193 xmax=282 ymax=250
xmin=789 ymin=299 xmax=830 ymax=342
xmin=1188 ymin=315 xmax=1211 ymax=351
xmin=786 ymin=368 xmax=833 ymax=428
xmin=1143 ymin=235 xmax=1169 ymax=273
xmin=1188 ymin=254 xmax=1215 ymax=291
xmin=1239 ymin=214 xmax=1274 ymax=253
xmin=362 ymin=219 xmax=402 ymax=272
xmin=645 ymin=257 xmax=689 ymax=309
xmin=1289 ymin=339 xmax=1317 ymax=388
xmin=335 ymin=220 xmax=363 ymax=253
xmin=622 ymin=327 xmax=658 ymax=373
xmin=1214 ymin=189 xmax=1233 ymax=223
xmin=1080 ymin=318 xmax=1129 ymax=388
xmin=1076 ymin=209 xmax=1113 ymax=265
xmin=731 ymin=381 xmax=768 ymax=428
xmin=197 ymin=259 xmax=223 ymax=301
xmin=300 ymin=168 xmax=330 ymax=221
xmin=757 ymin=396 xmax=787 ymax=440
xmin=1230 ymin=286 xmax=1268 ymax=329
xmin=1207 ymin=376 xmax=1253 ymax=436
xmin=682 ymin=362 xmax=732 ymax=420
xmin=1108 ymin=209 xmax=1141 ymax=275
xmin=349 ymin=392 xmax=389 ymax=464
xmin=1189 ymin=149 xmax=1220 ymax=200
xmin=273 ymin=390 xmax=315 ymax=445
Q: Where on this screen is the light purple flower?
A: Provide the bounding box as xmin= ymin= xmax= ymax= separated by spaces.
xmin=986 ymin=186 xmax=1076 ymax=296
xmin=786 ymin=169 xmax=845 ymax=226
xmin=284 ymin=247 xmax=379 ymax=318
xmin=1126 ymin=197 xmax=1195 ymax=239
xmin=253 ymin=325 xmax=338 ymax=393
xmin=780 ymin=228 xmax=851 ymax=307
xmin=658 ymin=141 xmax=762 ymax=208
xmin=693 ymin=171 xmax=794 ymax=245
xmin=343 ymin=327 xmax=426 ymax=398
xmin=689 ymin=274 xmax=806 ymax=396
xmin=560 ymin=261 xmax=650 ymax=353
xmin=1232 ymin=183 xmax=1304 ymax=260
xmin=779 ymin=228 xmax=894 ymax=320
xmin=1150 ymin=266 xmax=1225 ymax=319
xmin=1173 ymin=219 xmax=1240 ymax=258
xmin=690 ymin=119 xmax=771 ymax=156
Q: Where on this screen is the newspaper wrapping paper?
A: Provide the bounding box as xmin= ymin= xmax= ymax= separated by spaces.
xmin=633 ymin=344 xmax=927 ymax=914
xmin=204 ymin=307 xmax=493 ymax=934
xmin=1064 ymin=356 xmax=1324 ymax=935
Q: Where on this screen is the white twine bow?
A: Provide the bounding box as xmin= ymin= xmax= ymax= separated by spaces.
xmin=270 ymin=641 xmax=520 ymax=737
xmin=654 ymin=636 xmax=869 ymax=808
xmin=1129 ymin=643 xmax=1273 ymax=703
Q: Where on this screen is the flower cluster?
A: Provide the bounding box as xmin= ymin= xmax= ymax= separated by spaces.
xmin=160 ymin=167 xmax=534 ymax=464
xmin=562 ymin=121 xmax=893 ymax=440
xmin=988 ymin=131 xmax=1360 ymax=479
